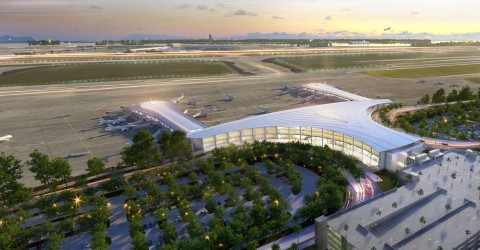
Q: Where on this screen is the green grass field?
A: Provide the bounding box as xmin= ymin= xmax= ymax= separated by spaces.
xmin=0 ymin=61 xmax=233 ymax=86
xmin=272 ymin=51 xmax=480 ymax=71
xmin=363 ymin=64 xmax=480 ymax=78
xmin=467 ymin=77 xmax=480 ymax=84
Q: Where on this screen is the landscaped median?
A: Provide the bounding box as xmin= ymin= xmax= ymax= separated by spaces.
xmin=0 ymin=60 xmax=235 ymax=87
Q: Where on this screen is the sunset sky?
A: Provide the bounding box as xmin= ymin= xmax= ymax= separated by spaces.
xmin=1 ymin=0 xmax=479 ymax=40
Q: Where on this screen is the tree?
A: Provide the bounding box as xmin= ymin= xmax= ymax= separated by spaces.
xmin=160 ymin=131 xmax=193 ymax=163
xmin=418 ymin=94 xmax=430 ymax=104
xmin=465 ymin=229 xmax=471 ymax=239
xmin=0 ymin=153 xmax=24 ymax=204
xmin=343 ymin=224 xmax=349 ymax=240
xmin=87 ymin=157 xmax=106 ymax=181
xmin=445 ymin=203 xmax=451 ymax=211
xmin=124 ymin=186 xmax=137 ymax=198
xmin=432 ymin=88 xmax=446 ymax=103
xmin=294 ymin=224 xmax=302 ymax=244
xmin=417 ymin=188 xmax=424 ymax=196
xmin=446 ymin=89 xmax=458 ymax=102
xmin=51 ymin=157 xmax=72 ymax=187
xmin=161 ymin=221 xmax=178 ymax=243
xmin=188 ymin=172 xmax=199 ymax=184
xmin=272 ymin=243 xmax=280 ymax=250
xmin=392 ymin=202 xmax=398 ymax=210
xmin=154 ymin=207 xmax=169 ymax=222
xmin=419 ymin=216 xmax=426 ymax=227
xmin=122 ymin=130 xmax=162 ymax=169
xmin=458 ymin=86 xmax=473 ymax=101
xmin=27 ymin=149 xmax=56 ymax=191
xmin=290 ymin=242 xmax=299 ymax=250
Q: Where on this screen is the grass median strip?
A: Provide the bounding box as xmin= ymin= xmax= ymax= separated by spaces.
xmin=0 ymin=61 xmax=234 ymax=86
xmin=363 ymin=64 xmax=480 ymax=78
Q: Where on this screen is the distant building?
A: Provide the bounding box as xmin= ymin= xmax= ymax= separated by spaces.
xmin=209 ymin=34 xmax=213 ymax=45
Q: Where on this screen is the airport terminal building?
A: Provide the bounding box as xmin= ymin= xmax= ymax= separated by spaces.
xmin=130 ymin=83 xmax=421 ymax=171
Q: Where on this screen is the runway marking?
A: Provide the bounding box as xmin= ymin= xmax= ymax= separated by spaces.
xmin=35 ymin=118 xmax=53 ymax=158
xmin=65 ymin=117 xmax=93 ymax=157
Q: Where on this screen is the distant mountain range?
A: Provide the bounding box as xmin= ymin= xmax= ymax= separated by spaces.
xmin=0 ymin=35 xmax=35 ymax=43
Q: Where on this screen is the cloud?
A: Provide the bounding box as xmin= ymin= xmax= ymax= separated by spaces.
xmin=272 ymin=16 xmax=284 ymax=20
xmin=324 ymin=15 xmax=332 ymax=21
xmin=89 ymin=5 xmax=101 ymax=10
xmin=215 ymin=3 xmax=226 ymax=9
xmin=411 ymin=11 xmax=420 ymax=15
xmin=233 ymin=9 xmax=257 ymax=16
xmin=174 ymin=3 xmax=191 ymax=9
xmin=197 ymin=4 xmax=214 ymax=12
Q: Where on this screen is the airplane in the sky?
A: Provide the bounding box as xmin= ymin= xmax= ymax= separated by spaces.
xmin=172 ymin=93 xmax=184 ymax=104
xmin=384 ymin=27 xmax=391 ymax=31
xmin=257 ymin=106 xmax=272 ymax=113
xmin=99 ymin=113 xmax=131 ymax=125
xmin=0 ymin=135 xmax=13 ymax=143
xmin=226 ymin=94 xmax=235 ymax=101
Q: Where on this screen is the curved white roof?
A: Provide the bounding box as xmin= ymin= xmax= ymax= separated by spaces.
xmin=187 ymin=99 xmax=419 ymax=152
xmin=130 ymin=101 xmax=206 ymax=133
xmin=302 ymin=83 xmax=371 ymax=101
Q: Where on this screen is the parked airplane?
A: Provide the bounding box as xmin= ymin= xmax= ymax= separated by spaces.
xmin=384 ymin=27 xmax=391 ymax=31
xmin=188 ymin=98 xmax=206 ymax=106
xmin=449 ymin=83 xmax=459 ymax=88
xmin=183 ymin=109 xmax=189 ymax=114
xmin=276 ymin=90 xmax=290 ymax=96
xmin=225 ymin=94 xmax=236 ymax=101
xmin=298 ymin=95 xmax=314 ymax=103
xmin=282 ymin=84 xmax=297 ymax=90
xmin=99 ymin=113 xmax=131 ymax=125
xmin=105 ymin=123 xmax=147 ymax=131
xmin=417 ymin=79 xmax=427 ymax=84
xmin=172 ymin=93 xmax=184 ymax=104
xmin=0 ymin=135 xmax=13 ymax=143
xmin=192 ymin=108 xmax=217 ymax=118
xmin=257 ymin=106 xmax=272 ymax=113
xmin=434 ymin=81 xmax=445 ymax=86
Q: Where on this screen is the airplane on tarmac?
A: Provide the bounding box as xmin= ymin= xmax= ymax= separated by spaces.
xmin=188 ymin=98 xmax=206 ymax=106
xmin=276 ymin=90 xmax=290 ymax=96
xmin=172 ymin=93 xmax=184 ymax=104
xmin=434 ymin=81 xmax=445 ymax=86
xmin=192 ymin=108 xmax=218 ymax=118
xmin=417 ymin=79 xmax=427 ymax=84
xmin=257 ymin=106 xmax=272 ymax=113
xmin=298 ymin=95 xmax=314 ymax=103
xmin=0 ymin=135 xmax=13 ymax=143
xmin=225 ymin=94 xmax=236 ymax=101
xmin=105 ymin=123 xmax=147 ymax=131
xmin=99 ymin=113 xmax=131 ymax=125
xmin=450 ymin=83 xmax=459 ymax=88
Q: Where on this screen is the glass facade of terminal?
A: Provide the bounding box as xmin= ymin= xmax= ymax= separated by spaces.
xmin=199 ymin=126 xmax=379 ymax=167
